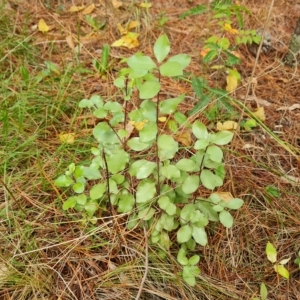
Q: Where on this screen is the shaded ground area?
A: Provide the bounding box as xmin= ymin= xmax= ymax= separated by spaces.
xmin=1 ymin=0 xmax=300 ymax=299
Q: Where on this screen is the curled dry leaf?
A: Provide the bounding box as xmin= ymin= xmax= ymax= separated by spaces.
xmin=82 ymin=3 xmax=95 ymax=15
xmin=69 ymin=5 xmax=85 ymax=12
xmin=112 ymin=0 xmax=122 ymax=9
xmin=66 ymin=35 xmax=75 ymax=50
xmin=217 ymin=121 xmax=238 ymax=131
xmin=253 ymin=107 xmax=265 ymax=121
xmin=174 ymin=130 xmax=192 ymax=146
xmin=214 ymin=192 xmax=233 ymax=202
xmin=59 ymin=133 xmax=75 ymax=144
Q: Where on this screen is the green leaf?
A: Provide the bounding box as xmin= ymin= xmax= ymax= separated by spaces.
xmin=194 ymin=139 xmax=209 ymax=150
xmin=129 ymin=159 xmax=156 ymax=179
xmin=274 ymin=264 xmax=289 ymax=279
xmin=84 ymin=201 xmax=98 ymax=217
xmin=139 ymin=81 xmax=161 ymax=99
xmin=192 ymin=121 xmax=208 ymax=139
xmin=139 ymin=122 xmax=157 ymax=143
xmin=93 ymin=107 xmax=107 ymax=118
xmin=188 ymin=255 xmax=200 ymax=266
xmin=180 ymin=203 xmax=195 ymax=224
xmin=158 ymin=196 xmax=172 ymax=210
xmin=186 ymin=238 xmax=196 ymax=251
xmin=266 ymin=242 xmax=277 ymax=263
xmin=196 ymin=201 xmax=219 ymax=221
xmin=106 ymin=149 xmax=129 ymax=174
xmin=127 ymin=54 xmax=157 ymax=71
xmin=217 ymin=37 xmax=230 ymax=50
xmin=226 ymin=198 xmax=244 ymax=210
xmin=93 ymin=122 xmax=120 ymax=145
xmin=168 ymin=54 xmax=191 ymax=69
xmin=104 ymin=101 xmax=123 ymax=113
xmin=190 ymin=210 xmax=208 ymax=226
xmin=117 ymin=193 xmax=134 ymax=213
xmin=90 ymin=95 xmax=104 ymax=108
xmin=182 ymin=265 xmax=200 ymax=287
xmin=165 ymin=203 xmax=177 ymax=215
xmin=219 ymin=210 xmax=233 ymax=228
xmin=127 ymin=137 xmax=151 ymax=151
xmin=136 ymin=180 xmax=156 ymax=203
xmin=210 ymin=130 xmax=233 ymax=145
xmin=154 ymin=34 xmax=170 ymax=63
xmin=192 ymin=225 xmax=208 ymax=246
xmin=174 ymin=111 xmax=188 ymax=125
xmin=160 ymin=213 xmax=176 ymax=231
xmin=260 ymin=283 xmax=268 ymax=300
xmin=159 ymin=61 xmax=183 ymax=77
xmin=160 ymin=164 xmax=181 ymax=179
xmin=63 ymin=196 xmax=77 ymax=210
xmin=206 ymin=145 xmax=223 ymax=163
xmin=114 ymin=77 xmax=125 ymax=88
xmin=202 ymin=49 xmax=218 ymax=63
xmin=177 ymin=247 xmax=188 ymax=265
xmin=140 ymin=99 xmax=157 ymax=122
xmin=157 ymin=134 xmax=178 ymax=161
xmin=177 ymin=225 xmax=192 ymax=243
xmin=200 ymin=170 xmax=223 ymax=190
xmin=167 ymin=119 xmax=178 ymax=133
xmin=90 ymin=183 xmax=106 ymax=200
xmin=138 ymin=207 xmax=156 ymax=221
xmin=79 ymin=99 xmax=94 ymax=108
xmin=159 ymin=94 xmax=185 ymax=114
xmin=182 ymin=175 xmax=200 ymax=194
xmin=76 ymin=194 xmax=87 ymax=205
xmin=265 ymin=185 xmax=280 ymax=198
xmin=83 ymin=167 xmax=101 ymax=180
xmin=55 ymin=175 xmax=73 ymax=187
xmin=73 ymin=182 xmax=85 ymax=193
xmin=176 ymin=159 xmax=198 ymax=172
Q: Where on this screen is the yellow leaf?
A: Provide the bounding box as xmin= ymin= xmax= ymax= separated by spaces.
xmin=214 ymin=192 xmax=233 ymax=203
xmin=217 ymin=121 xmax=238 ymax=131
xmin=200 ymin=47 xmax=210 ymax=58
xmin=158 ymin=117 xmax=167 ymax=122
xmin=82 ymin=3 xmax=95 ymax=15
xmin=112 ymin=0 xmax=122 ymax=9
xmin=129 ymin=120 xmax=148 ymax=131
xmin=38 ymin=19 xmax=49 ymax=33
xmin=140 ymin=3 xmax=152 ymax=8
xmin=226 ymin=73 xmax=238 ymax=92
xmin=175 ymin=131 xmax=192 ymax=146
xmin=59 ymin=133 xmax=75 ymax=144
xmin=253 ymin=107 xmax=265 ymax=121
xmin=117 ymin=23 xmax=127 ymax=35
xmin=69 ymin=5 xmax=85 ymax=12
xmin=112 ymin=32 xmax=139 ymax=49
xmin=127 ymin=20 xmax=139 ymax=30
xmin=223 ymin=23 xmax=239 ymax=34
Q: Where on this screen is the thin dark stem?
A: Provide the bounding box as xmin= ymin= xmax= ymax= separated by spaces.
xmin=102 ymin=150 xmax=111 ymax=205
xmin=155 ymin=71 xmax=161 ymax=196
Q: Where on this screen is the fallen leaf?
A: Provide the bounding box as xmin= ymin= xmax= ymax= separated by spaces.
xmin=140 ymin=3 xmax=152 ymax=8
xmin=223 ymin=23 xmax=239 ymax=34
xmin=59 ymin=133 xmax=75 ymax=144
xmin=69 ymin=5 xmax=85 ymax=12
xmin=217 ymin=121 xmax=238 ymax=131
xmin=214 ymin=192 xmax=233 ymax=202
xmin=112 ymin=0 xmax=122 ymax=9
xmin=112 ymin=32 xmax=139 ymax=49
xmin=82 ymin=3 xmax=95 ymax=15
xmin=279 ymin=175 xmax=300 ymax=185
xmin=253 ymin=107 xmax=265 ymax=121
xmin=226 ymin=73 xmax=238 ymax=92
xmin=200 ymin=47 xmax=211 ymax=58
xmin=66 ymin=35 xmax=75 ymax=50
xmin=174 ymin=130 xmax=192 ymax=146
xmin=129 ymin=120 xmax=148 ymax=131
xmin=277 ymin=104 xmax=300 ymax=111
xmin=38 ymin=19 xmax=49 ymax=33
xmin=127 ymin=20 xmax=139 ymax=30
xmin=158 ymin=117 xmax=167 ymax=122
xmin=108 ymin=261 xmax=117 ymax=271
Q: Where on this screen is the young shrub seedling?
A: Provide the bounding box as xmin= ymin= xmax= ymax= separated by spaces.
xmin=55 ymin=33 xmax=244 ymax=286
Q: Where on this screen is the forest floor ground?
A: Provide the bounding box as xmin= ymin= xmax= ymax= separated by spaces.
xmin=1 ymin=0 xmax=300 ymax=299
